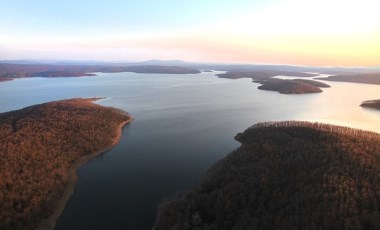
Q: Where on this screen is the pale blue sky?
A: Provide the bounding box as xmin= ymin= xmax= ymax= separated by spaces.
xmin=0 ymin=0 xmax=271 ymax=36
xmin=0 ymin=0 xmax=379 ymax=66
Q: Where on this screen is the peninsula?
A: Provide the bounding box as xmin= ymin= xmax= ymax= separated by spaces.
xmin=154 ymin=121 xmax=380 ymax=230
xmin=360 ymin=99 xmax=380 ymax=110
xmin=316 ymin=73 xmax=380 ymax=85
xmin=0 ymin=98 xmax=132 ymax=230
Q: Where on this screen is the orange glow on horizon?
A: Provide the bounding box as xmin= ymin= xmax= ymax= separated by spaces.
xmin=1 ymin=0 xmax=379 ymax=66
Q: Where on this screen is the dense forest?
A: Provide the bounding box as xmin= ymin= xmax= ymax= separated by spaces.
xmin=154 ymin=121 xmax=380 ymax=230
xmin=0 ymin=98 xmax=131 ymax=230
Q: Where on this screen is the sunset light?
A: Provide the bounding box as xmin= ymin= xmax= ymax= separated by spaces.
xmin=1 ymin=0 xmax=379 ymax=66
xmin=1 ymin=1 xmax=380 ymax=230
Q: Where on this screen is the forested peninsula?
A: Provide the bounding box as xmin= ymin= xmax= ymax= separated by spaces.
xmin=154 ymin=121 xmax=380 ymax=230
xmin=360 ymin=99 xmax=380 ymax=110
xmin=0 ymin=98 xmax=132 ymax=230
xmin=316 ymin=73 xmax=380 ymax=85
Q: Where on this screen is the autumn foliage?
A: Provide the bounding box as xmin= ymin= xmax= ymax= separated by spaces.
xmin=154 ymin=121 xmax=380 ymax=230
xmin=0 ymin=98 xmax=130 ymax=230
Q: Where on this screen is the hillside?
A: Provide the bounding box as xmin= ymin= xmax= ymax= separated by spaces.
xmin=0 ymin=98 xmax=131 ymax=230
xmin=154 ymin=121 xmax=380 ymax=230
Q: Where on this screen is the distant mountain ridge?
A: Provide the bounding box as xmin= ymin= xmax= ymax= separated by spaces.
xmin=0 ymin=60 xmax=379 ymax=84
xmin=1 ymin=59 xmax=379 ymax=73
xmin=0 ymin=63 xmax=201 ymax=80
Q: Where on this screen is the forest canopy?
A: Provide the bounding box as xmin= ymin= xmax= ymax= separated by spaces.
xmin=0 ymin=98 xmax=131 ymax=230
xmin=154 ymin=121 xmax=380 ymax=230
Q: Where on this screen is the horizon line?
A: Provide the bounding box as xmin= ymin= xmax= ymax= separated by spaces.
xmin=0 ymin=59 xmax=379 ymax=69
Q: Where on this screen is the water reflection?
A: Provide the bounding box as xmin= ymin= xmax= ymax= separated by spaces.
xmin=0 ymin=71 xmax=379 ymax=229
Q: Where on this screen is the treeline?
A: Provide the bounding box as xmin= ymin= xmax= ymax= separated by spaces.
xmin=154 ymin=121 xmax=380 ymax=230
xmin=0 ymin=98 xmax=131 ymax=230
xmin=248 ymin=121 xmax=380 ymax=140
xmin=0 ymin=63 xmax=201 ymax=81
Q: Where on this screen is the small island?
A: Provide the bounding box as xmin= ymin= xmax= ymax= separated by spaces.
xmin=216 ymin=70 xmax=317 ymax=79
xmin=255 ymin=78 xmax=329 ymax=94
xmin=0 ymin=98 xmax=132 ymax=230
xmin=154 ymin=121 xmax=380 ymax=230
xmin=360 ymin=99 xmax=380 ymax=110
xmin=215 ymin=71 xmax=328 ymax=94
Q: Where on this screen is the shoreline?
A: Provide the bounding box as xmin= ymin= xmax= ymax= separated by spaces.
xmin=37 ymin=117 xmax=133 ymax=230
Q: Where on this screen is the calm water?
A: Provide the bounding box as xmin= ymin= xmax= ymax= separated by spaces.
xmin=0 ymin=72 xmax=379 ymax=229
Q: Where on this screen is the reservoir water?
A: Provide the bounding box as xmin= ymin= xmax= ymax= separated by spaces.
xmin=0 ymin=72 xmax=379 ymax=229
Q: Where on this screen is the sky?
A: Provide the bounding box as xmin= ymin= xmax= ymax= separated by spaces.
xmin=0 ymin=0 xmax=379 ymax=66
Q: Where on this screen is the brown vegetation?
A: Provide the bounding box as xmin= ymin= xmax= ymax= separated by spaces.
xmin=31 ymin=71 xmax=96 ymax=77
xmin=360 ymin=99 xmax=380 ymax=110
xmin=316 ymin=73 xmax=380 ymax=85
xmin=291 ymin=79 xmax=330 ymax=88
xmin=216 ymin=70 xmax=317 ymax=79
xmin=154 ymin=121 xmax=380 ymax=230
xmin=0 ymin=77 xmax=13 ymax=82
xmin=0 ymin=63 xmax=201 ymax=81
xmin=255 ymin=79 xmax=327 ymax=94
xmin=0 ymin=98 xmax=131 ymax=230
xmin=215 ymin=71 xmax=327 ymax=94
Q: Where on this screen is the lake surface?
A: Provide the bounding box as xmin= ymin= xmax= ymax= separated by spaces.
xmin=0 ymin=72 xmax=379 ymax=229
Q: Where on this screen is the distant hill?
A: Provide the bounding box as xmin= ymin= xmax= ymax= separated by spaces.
xmin=316 ymin=73 xmax=380 ymax=85
xmin=0 ymin=63 xmax=201 ymax=81
xmin=124 ymin=65 xmax=200 ymax=74
xmin=0 ymin=60 xmax=44 ymax=65
xmin=0 ymin=98 xmax=131 ymax=230
xmin=216 ymin=70 xmax=317 ymax=79
xmin=136 ymin=59 xmax=189 ymax=66
xmin=1 ymin=60 xmax=379 ymax=74
xmin=154 ymin=121 xmax=380 ymax=230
